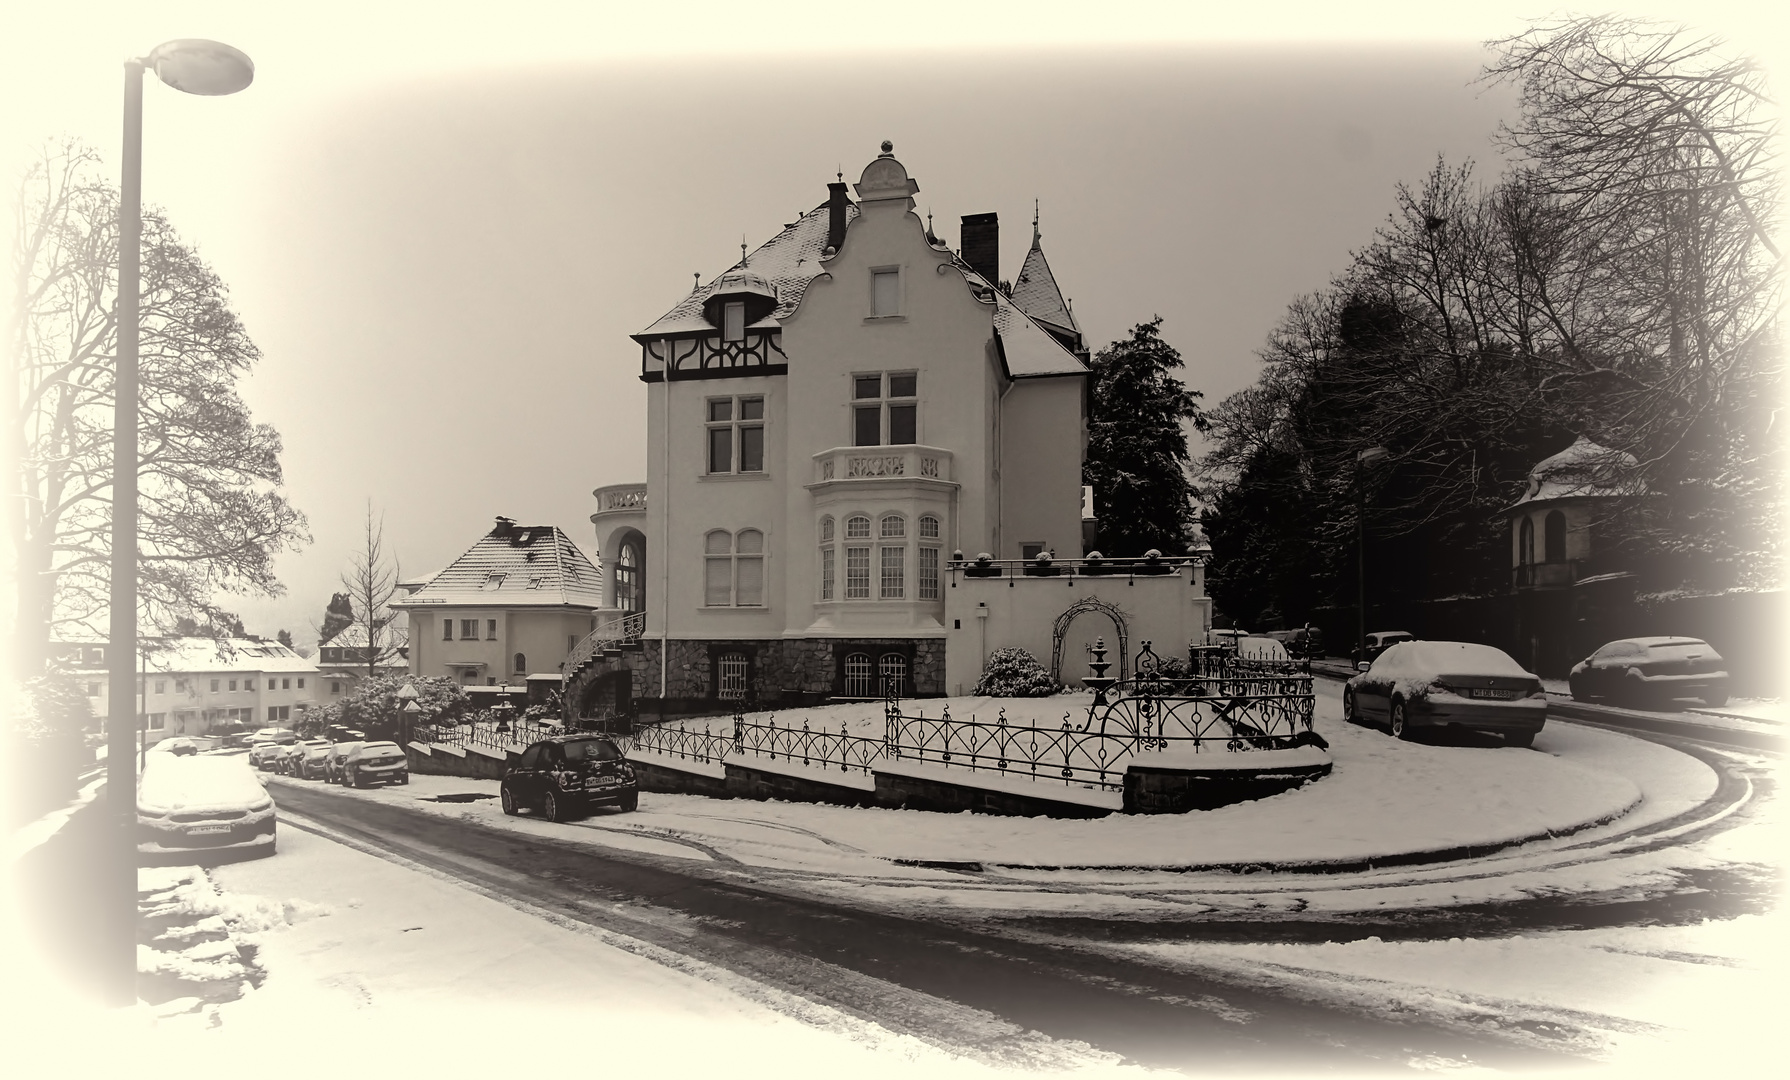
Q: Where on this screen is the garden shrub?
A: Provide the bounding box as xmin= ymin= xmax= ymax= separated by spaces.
xmin=972 ymin=648 xmax=1061 ymax=697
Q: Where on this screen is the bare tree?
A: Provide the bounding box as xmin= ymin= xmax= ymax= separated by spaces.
xmin=337 ymin=502 xmax=404 ymax=679
xmin=7 ymin=141 xmax=309 ymax=677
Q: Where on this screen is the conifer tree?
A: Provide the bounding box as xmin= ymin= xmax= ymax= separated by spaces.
xmin=1083 ymin=318 xmax=1207 ymax=556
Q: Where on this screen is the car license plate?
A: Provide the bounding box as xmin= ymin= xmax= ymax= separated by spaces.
xmin=589 ymin=777 xmax=619 ymax=788
xmin=188 ymin=824 xmax=232 ymax=835
xmin=1468 ymin=688 xmax=1518 ymax=700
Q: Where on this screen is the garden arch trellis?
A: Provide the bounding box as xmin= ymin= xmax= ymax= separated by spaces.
xmin=1050 ymin=598 xmax=1130 ymax=686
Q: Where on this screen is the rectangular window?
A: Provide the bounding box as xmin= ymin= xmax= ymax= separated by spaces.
xmin=281 ymin=678 xmax=290 ymax=690
xmin=707 ymin=396 xmax=764 ymax=474
xmin=854 ymin=405 xmax=881 ymax=446
xmin=736 ymin=555 xmax=764 ymax=606
xmin=487 ymin=619 xmax=498 ymax=640
xmin=919 ymin=546 xmax=940 ymax=601
xmin=820 ymin=547 xmax=835 ymax=601
xmin=175 ymin=679 xmax=188 ymax=693
xmin=723 ymin=300 xmax=745 ymax=342
xmin=845 ymin=546 xmax=871 ymax=599
xmin=331 ymin=681 xmax=341 ymax=695
xmin=854 ymin=375 xmax=882 ymax=399
xmin=153 ymin=680 xmax=165 ymax=694
xmin=228 ymin=680 xmax=237 ymax=692
xmin=718 ymin=654 xmax=748 ymax=700
xmin=443 ymin=619 xmax=453 ymax=641
xmin=149 ymin=713 xmax=165 ymax=730
xmin=297 ymin=678 xmax=305 ymax=689
xmin=850 ymin=372 xmax=917 ymax=446
xmin=461 ymin=619 xmax=479 ymax=640
xmin=708 ymin=425 xmax=732 ymax=473
xmin=880 ymin=546 xmax=905 ymax=599
xmin=705 ymin=557 xmax=733 ymax=606
xmin=872 ymin=269 xmax=899 ymax=316
xmin=210 ymin=679 xmax=220 ymax=692
xmin=268 ymin=706 xmax=279 ymax=724
xmin=1021 ymin=542 xmax=1046 ymax=562
xmin=889 ymin=404 xmax=916 ymax=444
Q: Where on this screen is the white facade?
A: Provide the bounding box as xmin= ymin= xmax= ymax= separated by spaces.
xmin=70 ymin=637 xmax=321 ymax=744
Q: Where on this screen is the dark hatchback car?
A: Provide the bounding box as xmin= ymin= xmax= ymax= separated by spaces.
xmin=1353 ymin=630 xmax=1416 ymax=665
xmin=502 ymin=735 xmax=638 ymax=822
xmin=1569 ymin=637 xmax=1729 ymax=708
xmin=339 ymin=741 xmax=409 ymax=787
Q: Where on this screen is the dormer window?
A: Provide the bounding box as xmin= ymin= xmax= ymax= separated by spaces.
xmin=723 ymin=301 xmax=745 ymax=342
xmin=482 ymin=572 xmax=505 ymax=590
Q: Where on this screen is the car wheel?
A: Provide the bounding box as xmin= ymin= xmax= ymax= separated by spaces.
xmin=397 ymin=774 xmax=408 ymax=785
xmin=500 ymin=784 xmax=518 ymax=816
xmin=1568 ymin=676 xmax=1589 ymax=701
xmin=1342 ymin=688 xmax=1360 ymax=724
xmin=619 ymin=791 xmax=638 ymax=813
xmin=543 ymin=790 xmax=564 ymax=823
xmin=1702 ymin=690 xmax=1729 ymax=708
xmin=1506 ymin=730 xmax=1535 ymax=749
xmin=1389 ymin=699 xmax=1411 ymax=740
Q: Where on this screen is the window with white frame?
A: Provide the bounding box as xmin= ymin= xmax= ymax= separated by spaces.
xmin=919 ymin=513 xmax=941 ymax=600
xmin=818 ymin=516 xmax=835 ymax=601
xmin=879 ymin=515 xmax=905 ymax=599
xmin=443 ymin=619 xmax=453 ymax=641
xmin=851 ymin=372 xmax=917 ymax=446
xmin=153 ymin=680 xmax=165 ymax=694
xmin=704 ymin=529 xmax=766 ymax=606
xmin=706 ymin=396 xmax=765 ymax=473
xmin=871 ymin=268 xmax=900 ymax=316
xmin=844 ymin=514 xmax=872 ymax=599
xmin=722 ymin=300 xmax=746 ymax=342
xmin=487 ymin=619 xmax=498 ymax=640
xmin=460 ymin=619 xmax=479 ymax=640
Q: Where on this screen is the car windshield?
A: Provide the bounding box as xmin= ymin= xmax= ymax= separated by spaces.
xmin=360 ymin=743 xmax=401 ymax=757
xmin=1645 ymin=642 xmax=1716 ymax=661
xmin=560 ymin=739 xmax=621 ymax=763
xmin=1402 ymin=641 xmax=1529 ymax=676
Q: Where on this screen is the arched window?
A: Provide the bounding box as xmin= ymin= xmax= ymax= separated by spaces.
xmin=843 ymin=652 xmax=874 ymax=697
xmin=616 ymin=538 xmax=643 ymax=612
xmin=880 ymin=514 xmax=905 ymax=539
xmin=1543 ymin=511 xmax=1567 ymax=564
xmin=718 ymin=653 xmax=748 ymax=700
xmin=704 ymin=530 xmax=733 ymax=606
xmin=844 ymin=515 xmax=872 ymax=599
xmin=514 ymin=652 xmax=527 ymax=673
xmin=879 ymin=653 xmax=908 ymax=698
xmin=919 ymin=514 xmax=940 ymax=539
xmin=918 ymin=515 xmax=941 ymax=601
xmin=1519 ymin=516 xmax=1535 ymax=567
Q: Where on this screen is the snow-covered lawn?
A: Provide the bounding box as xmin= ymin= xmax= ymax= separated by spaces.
xmin=374 ymin=691 xmax=1704 ymax=875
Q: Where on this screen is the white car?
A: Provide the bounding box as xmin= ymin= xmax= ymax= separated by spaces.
xmin=138 ymin=754 xmax=276 ymax=861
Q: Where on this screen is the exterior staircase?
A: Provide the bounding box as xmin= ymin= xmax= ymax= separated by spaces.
xmin=562 ymin=610 xmax=646 ymax=717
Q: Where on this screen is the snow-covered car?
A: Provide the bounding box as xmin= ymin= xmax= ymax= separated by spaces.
xmin=324 ymin=741 xmax=363 ymax=783
xmin=149 ymin=737 xmax=200 ymax=756
xmin=1353 ymin=630 xmax=1416 ymax=665
xmin=1569 ymin=637 xmax=1729 ymax=708
xmin=138 ymin=753 xmax=276 ymax=861
xmin=298 ymin=741 xmax=335 ymax=780
xmin=248 ymin=741 xmax=285 ymax=770
xmin=1344 ymin=640 xmax=1546 ymax=747
xmin=501 ymin=735 xmax=637 ymax=821
xmin=340 ymin=741 xmax=409 ymax=787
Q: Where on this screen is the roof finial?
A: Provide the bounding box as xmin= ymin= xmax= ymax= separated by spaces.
xmin=693 ymin=271 xmax=700 ymax=291
xmin=741 ymin=234 xmax=747 ymax=265
xmin=837 ymin=163 xmax=842 ymax=182
xmin=880 ymin=139 xmax=893 ymax=156
xmin=1033 ymin=198 xmax=1040 ymax=244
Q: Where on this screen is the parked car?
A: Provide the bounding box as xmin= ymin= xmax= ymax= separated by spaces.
xmin=1569 ymin=637 xmax=1729 ymax=708
xmin=1235 ymin=636 xmax=1292 ymax=662
xmin=340 ymin=741 xmax=409 ymax=788
xmin=149 ymin=737 xmax=200 ymax=756
xmin=298 ymin=741 xmax=335 ymax=780
xmin=1353 ymin=630 xmax=1416 ymax=665
xmin=138 ymin=753 xmax=276 ymax=861
xmin=1209 ymin=629 xmax=1248 ymax=650
xmin=1344 ymin=640 xmax=1546 ymax=747
xmin=324 ymin=741 xmax=363 ymax=783
xmin=276 ymin=741 xmax=316 ymax=776
xmin=252 ymin=727 xmax=298 ymax=746
xmin=501 ymin=735 xmax=638 ymax=822
xmin=248 ymin=741 xmax=285 ymax=770
xmin=1265 ymin=627 xmax=1325 ymax=659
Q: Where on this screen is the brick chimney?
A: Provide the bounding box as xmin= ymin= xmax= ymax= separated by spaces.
xmin=960 ymin=212 xmax=998 ymax=285
xmin=826 ymin=182 xmax=849 ymax=254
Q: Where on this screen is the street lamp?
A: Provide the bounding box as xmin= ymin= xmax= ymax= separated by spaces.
xmin=1354 ymin=446 xmax=1389 ymax=666
xmin=107 ymin=38 xmax=253 ymax=1007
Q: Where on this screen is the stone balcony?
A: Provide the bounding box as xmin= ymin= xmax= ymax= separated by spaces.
xmin=807 ymin=445 xmax=956 ymax=489
xmin=591 ymin=483 xmax=647 ymax=518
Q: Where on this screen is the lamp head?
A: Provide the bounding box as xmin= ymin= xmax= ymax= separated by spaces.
xmin=147 ymin=39 xmax=254 ymax=96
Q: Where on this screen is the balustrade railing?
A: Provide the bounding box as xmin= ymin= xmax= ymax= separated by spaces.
xmin=564 ymin=610 xmax=647 ymax=675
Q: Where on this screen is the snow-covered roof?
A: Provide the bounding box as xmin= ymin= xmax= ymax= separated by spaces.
xmin=391 ymin=519 xmax=604 ymax=610
xmin=1009 ymin=231 xmax=1078 ymax=339
xmin=137 ymin=637 xmax=322 ymax=676
xmin=318 ymin=623 xmax=409 ymax=650
xmin=962 ymin=263 xmax=1089 ymax=378
xmin=634 ymin=202 xmax=859 ymax=339
xmin=1509 ymin=436 xmax=1645 ymax=510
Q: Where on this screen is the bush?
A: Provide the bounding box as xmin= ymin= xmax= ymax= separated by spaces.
xmin=331 ymin=674 xmax=470 ymax=741
xmin=972 ymin=648 xmax=1062 ymax=697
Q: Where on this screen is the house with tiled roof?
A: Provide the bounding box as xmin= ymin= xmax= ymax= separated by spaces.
xmin=580 ymin=144 xmax=1210 ymax=718
xmin=392 ymin=518 xmax=605 ymax=688
xmin=70 ymin=636 xmax=320 ymax=745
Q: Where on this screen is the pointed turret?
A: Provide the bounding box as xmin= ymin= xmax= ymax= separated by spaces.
xmin=1009 ymin=201 xmax=1081 ymax=353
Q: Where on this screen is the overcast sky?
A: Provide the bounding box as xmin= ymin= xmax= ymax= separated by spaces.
xmin=4 ymin=1 xmax=1779 ymax=643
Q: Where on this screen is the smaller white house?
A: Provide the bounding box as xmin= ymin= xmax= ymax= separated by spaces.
xmin=71 ymin=636 xmax=321 ymax=745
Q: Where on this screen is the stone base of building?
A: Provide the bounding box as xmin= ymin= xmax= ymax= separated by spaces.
xmin=631 ymin=758 xmax=731 ymax=799
xmin=725 ymin=763 xmax=875 ymax=807
xmin=872 ymin=770 xmax=1113 ymax=819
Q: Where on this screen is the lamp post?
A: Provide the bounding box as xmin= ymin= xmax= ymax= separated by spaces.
xmin=1354 ymin=446 xmax=1389 ymax=665
xmin=107 ymin=39 xmax=255 ymax=1006
xmin=395 ymin=681 xmax=421 ymax=743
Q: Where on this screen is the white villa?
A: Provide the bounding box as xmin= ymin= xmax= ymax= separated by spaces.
xmin=577 ymin=144 xmax=1211 ymax=717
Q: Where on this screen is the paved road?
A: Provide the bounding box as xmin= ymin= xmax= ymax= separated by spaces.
xmin=274 ymin=781 xmax=1575 ymax=1073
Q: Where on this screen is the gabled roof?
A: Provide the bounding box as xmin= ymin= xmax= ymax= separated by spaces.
xmin=318 ymin=622 xmax=409 ymax=651
xmin=956 ymin=263 xmax=1090 ymax=379
xmin=1010 ymin=228 xmax=1078 ymax=339
xmin=392 ymin=520 xmax=604 ymax=610
xmin=634 ymin=202 xmax=860 ymax=339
